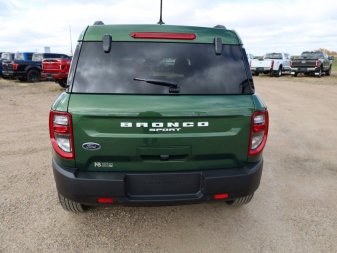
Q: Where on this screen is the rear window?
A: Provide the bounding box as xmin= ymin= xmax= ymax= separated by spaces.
xmin=32 ymin=54 xmax=43 ymax=61
xmin=34 ymin=53 xmax=70 ymax=61
xmin=1 ymin=53 xmax=13 ymax=61
xmin=15 ymin=53 xmax=24 ymax=60
xmin=265 ymin=53 xmax=282 ymax=59
xmin=72 ymin=42 xmax=251 ymax=95
xmin=15 ymin=53 xmax=33 ymax=61
xmin=301 ymin=52 xmax=324 ymax=59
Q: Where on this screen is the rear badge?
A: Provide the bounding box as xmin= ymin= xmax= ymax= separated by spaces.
xmin=82 ymin=142 xmax=101 ymax=151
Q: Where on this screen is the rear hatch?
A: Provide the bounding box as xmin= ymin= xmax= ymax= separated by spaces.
xmin=251 ymin=59 xmax=272 ymax=68
xmin=43 ymin=59 xmax=69 ymax=74
xmin=68 ymin=38 xmax=255 ymax=172
xmin=43 ymin=59 xmax=61 ymax=73
xmin=69 ymin=95 xmax=254 ymax=172
xmin=291 ymin=58 xmax=317 ymax=68
xmin=292 ymin=52 xmax=323 ymax=68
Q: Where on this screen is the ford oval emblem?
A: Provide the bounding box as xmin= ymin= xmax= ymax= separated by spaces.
xmin=82 ymin=142 xmax=101 ymax=151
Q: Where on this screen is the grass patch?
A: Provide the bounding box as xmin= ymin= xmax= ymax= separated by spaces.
xmin=332 ymin=60 xmax=337 ymax=71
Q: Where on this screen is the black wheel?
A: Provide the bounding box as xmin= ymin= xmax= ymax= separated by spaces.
xmin=226 ymin=193 xmax=254 ymax=206
xmin=275 ymin=66 xmax=282 ymax=77
xmin=326 ymin=65 xmax=332 ymax=76
xmin=27 ymin=69 xmax=41 ymax=82
xmin=316 ymin=67 xmax=322 ymax=78
xmin=58 ymin=193 xmax=85 ymax=213
xmin=292 ymin=72 xmax=298 ymax=77
xmin=254 ymin=72 xmax=259 ymax=76
xmin=57 ymin=79 xmax=67 ymax=88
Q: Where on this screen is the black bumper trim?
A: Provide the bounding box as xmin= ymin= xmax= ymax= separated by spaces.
xmin=53 ymin=158 xmax=263 ymax=205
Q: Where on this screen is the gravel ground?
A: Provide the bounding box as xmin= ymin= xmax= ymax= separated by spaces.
xmin=0 ymin=75 xmax=337 ymax=253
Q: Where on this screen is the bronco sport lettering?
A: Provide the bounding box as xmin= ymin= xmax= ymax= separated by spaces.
xmin=120 ymin=122 xmax=209 ymax=127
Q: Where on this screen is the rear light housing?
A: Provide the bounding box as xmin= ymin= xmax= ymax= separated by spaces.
xmin=315 ymin=60 xmax=321 ymax=68
xmin=49 ymin=110 xmax=74 ymax=159
xmin=12 ymin=63 xmax=19 ymax=71
xmin=249 ymin=111 xmax=269 ymax=156
xmin=130 ymin=32 xmax=196 ymax=40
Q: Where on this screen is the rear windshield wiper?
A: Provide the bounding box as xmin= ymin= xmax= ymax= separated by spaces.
xmin=133 ymin=77 xmax=180 ymax=93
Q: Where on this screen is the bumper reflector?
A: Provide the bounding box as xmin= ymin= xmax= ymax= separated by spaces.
xmin=213 ymin=193 xmax=229 ymax=200
xmin=97 ymin=197 xmax=114 ymax=204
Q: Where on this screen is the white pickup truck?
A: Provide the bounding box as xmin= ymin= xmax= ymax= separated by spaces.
xmin=250 ymin=52 xmax=291 ymax=77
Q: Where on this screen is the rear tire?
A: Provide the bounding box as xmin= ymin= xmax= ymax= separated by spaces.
xmin=275 ymin=66 xmax=282 ymax=77
xmin=226 ymin=193 xmax=254 ymax=206
xmin=326 ymin=65 xmax=332 ymax=76
xmin=57 ymin=79 xmax=68 ymax=88
xmin=58 ymin=193 xmax=85 ymax=213
xmin=27 ymin=69 xmax=41 ymax=82
xmin=316 ymin=67 xmax=322 ymax=78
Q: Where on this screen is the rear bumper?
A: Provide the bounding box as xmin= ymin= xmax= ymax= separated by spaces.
xmin=42 ymin=72 xmax=67 ymax=80
xmin=53 ymin=158 xmax=263 ymax=205
xmin=5 ymin=70 xmax=26 ymax=79
xmin=2 ymin=70 xmax=14 ymax=78
xmin=250 ymin=67 xmax=271 ymax=74
xmin=291 ymin=67 xmax=319 ymax=73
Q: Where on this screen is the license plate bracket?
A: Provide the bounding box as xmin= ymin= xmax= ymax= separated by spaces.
xmin=126 ymin=172 xmax=201 ymax=196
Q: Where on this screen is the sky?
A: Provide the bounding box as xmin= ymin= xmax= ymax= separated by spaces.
xmin=1 ymin=0 xmax=337 ymax=56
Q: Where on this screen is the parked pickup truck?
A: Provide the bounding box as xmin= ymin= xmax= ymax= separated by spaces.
xmin=291 ymin=51 xmax=334 ymax=77
xmin=2 ymin=52 xmax=33 ymax=79
xmin=49 ymin=22 xmax=269 ymax=212
xmin=250 ymin=52 xmax=291 ymax=77
xmin=42 ymin=57 xmax=72 ymax=88
xmin=4 ymin=52 xmax=70 ymax=82
xmin=0 ymin=52 xmax=15 ymax=77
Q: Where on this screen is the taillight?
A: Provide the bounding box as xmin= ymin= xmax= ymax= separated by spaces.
xmin=271 ymin=60 xmax=274 ymax=69
xmin=59 ymin=61 xmax=68 ymax=71
xmin=249 ymin=111 xmax=269 ymax=156
xmin=315 ymin=60 xmax=320 ymax=68
xmin=290 ymin=61 xmax=292 ymax=67
xmin=49 ymin=110 xmax=74 ymax=159
xmin=12 ymin=63 xmax=19 ymax=70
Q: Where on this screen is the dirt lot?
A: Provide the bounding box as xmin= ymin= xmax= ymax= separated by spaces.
xmin=1 ymin=75 xmax=337 ymax=253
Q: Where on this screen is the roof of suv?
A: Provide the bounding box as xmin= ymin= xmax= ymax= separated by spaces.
xmin=79 ymin=24 xmax=242 ymax=45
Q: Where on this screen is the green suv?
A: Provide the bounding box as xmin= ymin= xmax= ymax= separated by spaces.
xmin=49 ymin=22 xmax=268 ymax=212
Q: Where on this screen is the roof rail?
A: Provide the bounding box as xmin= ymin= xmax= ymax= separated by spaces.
xmin=214 ymin=25 xmax=226 ymax=29
xmin=93 ymin=21 xmax=104 ymax=25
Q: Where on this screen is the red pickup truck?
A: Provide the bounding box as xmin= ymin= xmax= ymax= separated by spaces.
xmin=42 ymin=58 xmax=71 ymax=88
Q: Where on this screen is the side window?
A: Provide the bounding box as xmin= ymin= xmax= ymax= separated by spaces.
xmin=67 ymin=43 xmax=81 ymax=90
